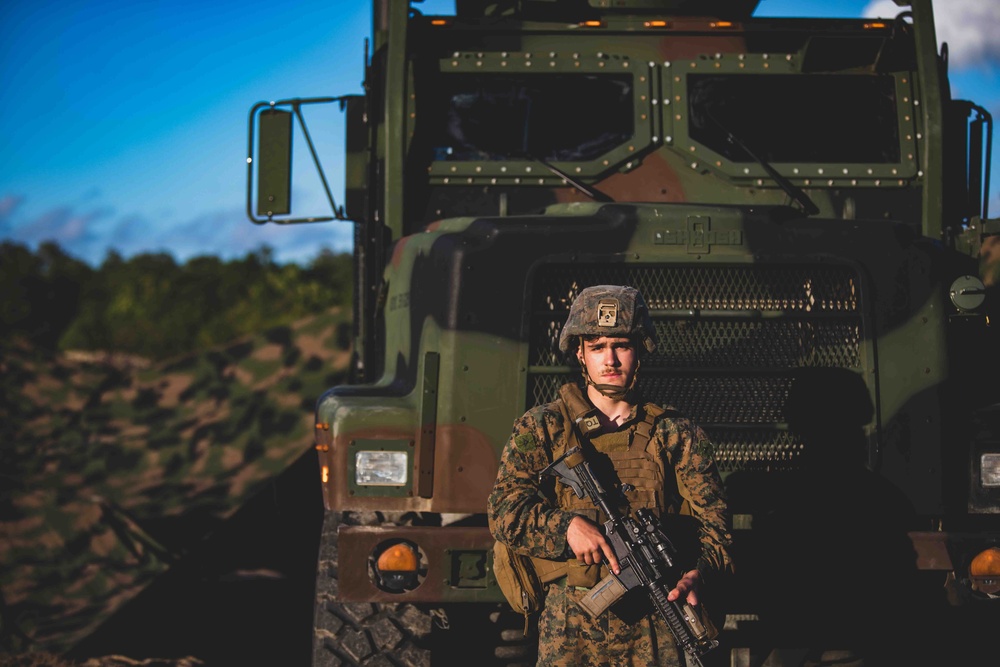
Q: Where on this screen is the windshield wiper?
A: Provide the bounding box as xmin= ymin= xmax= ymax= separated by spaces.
xmin=518 ymin=152 xmax=615 ymax=203
xmin=707 ymin=113 xmax=819 ymax=216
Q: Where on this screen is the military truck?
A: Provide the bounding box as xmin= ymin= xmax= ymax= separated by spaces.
xmin=246 ymin=0 xmax=999 ymax=664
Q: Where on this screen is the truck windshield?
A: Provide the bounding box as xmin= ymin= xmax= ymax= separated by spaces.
xmin=430 ymin=73 xmax=633 ymax=162
xmin=688 ymin=74 xmax=901 ymax=164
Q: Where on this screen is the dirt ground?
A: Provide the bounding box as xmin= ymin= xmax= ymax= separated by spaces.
xmin=0 ymin=655 xmax=204 ymax=667
xmin=2 ymin=453 xmax=323 ymax=667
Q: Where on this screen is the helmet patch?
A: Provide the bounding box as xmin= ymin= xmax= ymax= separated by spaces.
xmin=597 ymin=299 xmax=619 ymax=327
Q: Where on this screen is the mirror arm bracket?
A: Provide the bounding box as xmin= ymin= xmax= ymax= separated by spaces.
xmin=246 ymin=96 xmax=350 ymax=225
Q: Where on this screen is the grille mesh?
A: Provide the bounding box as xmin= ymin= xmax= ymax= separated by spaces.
xmin=527 ymin=263 xmax=864 ymax=471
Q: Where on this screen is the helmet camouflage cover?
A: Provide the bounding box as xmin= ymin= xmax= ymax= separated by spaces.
xmin=558 ymin=285 xmax=657 ymax=353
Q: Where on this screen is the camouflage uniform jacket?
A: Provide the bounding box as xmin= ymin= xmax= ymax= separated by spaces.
xmin=487 ymin=383 xmax=733 ymax=665
xmin=488 ymin=382 xmax=732 ymax=577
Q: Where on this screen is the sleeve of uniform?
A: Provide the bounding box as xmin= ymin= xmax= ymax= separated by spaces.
xmin=487 ymin=409 xmax=578 ymax=559
xmin=664 ymin=418 xmax=735 ymax=580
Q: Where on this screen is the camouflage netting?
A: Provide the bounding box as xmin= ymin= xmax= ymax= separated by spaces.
xmin=0 ymin=310 xmax=351 ymax=656
xmin=980 ymin=236 xmax=1000 ymax=288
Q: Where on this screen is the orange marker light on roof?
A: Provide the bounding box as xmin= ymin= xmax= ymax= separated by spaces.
xmin=645 ymin=20 xmax=668 ymax=27
xmin=710 ymin=21 xmax=734 ymax=28
xmin=581 ymin=20 xmax=603 ymax=27
xmin=431 ymin=19 xmax=449 ymax=26
xmin=864 ymin=22 xmax=887 ymax=29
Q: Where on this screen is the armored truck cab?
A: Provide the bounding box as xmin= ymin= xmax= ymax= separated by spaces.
xmin=248 ymin=0 xmax=999 ymax=663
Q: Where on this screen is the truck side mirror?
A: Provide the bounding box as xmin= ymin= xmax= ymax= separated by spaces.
xmin=246 ymin=97 xmax=352 ymax=225
xmin=257 ymin=109 xmax=293 ymax=218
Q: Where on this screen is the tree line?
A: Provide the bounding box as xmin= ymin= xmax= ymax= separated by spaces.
xmin=0 ymin=241 xmax=353 ymax=361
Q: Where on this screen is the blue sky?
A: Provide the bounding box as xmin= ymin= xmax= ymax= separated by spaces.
xmin=1 ymin=0 xmax=997 ymax=267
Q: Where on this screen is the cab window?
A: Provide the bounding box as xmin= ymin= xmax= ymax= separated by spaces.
xmin=430 ymin=73 xmax=634 ymax=162
xmin=687 ymin=73 xmax=901 ymax=164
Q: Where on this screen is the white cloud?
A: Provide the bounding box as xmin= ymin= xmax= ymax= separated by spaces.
xmin=1 ymin=200 xmax=347 ymax=267
xmin=0 ymin=194 xmax=24 ymax=221
xmin=110 ymin=207 xmax=351 ymax=266
xmin=12 ymin=206 xmax=113 ymax=248
xmin=864 ymin=0 xmax=1000 ymax=69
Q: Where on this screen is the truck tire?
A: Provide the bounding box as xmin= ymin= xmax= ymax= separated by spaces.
xmin=489 ymin=607 xmax=537 ymax=666
xmin=312 ymin=510 xmax=433 ymax=667
xmin=312 ymin=511 xmax=538 ymax=666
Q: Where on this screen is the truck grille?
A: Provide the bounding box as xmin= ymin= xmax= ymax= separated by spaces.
xmin=527 ymin=264 xmax=863 ymax=471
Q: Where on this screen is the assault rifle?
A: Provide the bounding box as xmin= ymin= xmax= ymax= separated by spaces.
xmin=541 ymin=445 xmax=718 ymax=667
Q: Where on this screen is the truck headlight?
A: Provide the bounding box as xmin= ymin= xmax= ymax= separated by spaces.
xmin=982 ymin=453 xmax=1000 ymax=488
xmin=355 ymin=450 xmax=409 ymax=486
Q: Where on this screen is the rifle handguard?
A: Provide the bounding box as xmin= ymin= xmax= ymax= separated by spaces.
xmin=681 ymin=602 xmax=719 ymax=644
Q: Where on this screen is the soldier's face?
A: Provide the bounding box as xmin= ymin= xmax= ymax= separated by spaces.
xmin=577 ymin=336 xmax=637 ymax=387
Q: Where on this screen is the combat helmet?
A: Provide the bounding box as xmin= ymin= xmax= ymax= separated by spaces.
xmin=558 ymin=285 xmax=657 ymax=353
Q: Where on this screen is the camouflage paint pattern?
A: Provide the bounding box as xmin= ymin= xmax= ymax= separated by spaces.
xmin=979 ymin=234 xmax=1000 ymax=289
xmin=536 ymin=582 xmax=684 ymax=667
xmin=246 ymin=0 xmax=1000 ymax=660
xmin=487 ymin=382 xmax=733 ymax=665
xmin=0 ymin=310 xmax=350 ymax=654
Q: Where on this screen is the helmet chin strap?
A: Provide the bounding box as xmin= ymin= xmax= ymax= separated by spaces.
xmin=579 ymin=359 xmax=640 ymax=401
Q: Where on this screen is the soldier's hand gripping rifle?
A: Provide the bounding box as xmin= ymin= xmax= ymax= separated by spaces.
xmin=541 ymin=445 xmax=719 ymax=667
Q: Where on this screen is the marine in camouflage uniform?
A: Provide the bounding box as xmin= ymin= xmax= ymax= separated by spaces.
xmin=487 ymin=285 xmax=733 ymax=667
